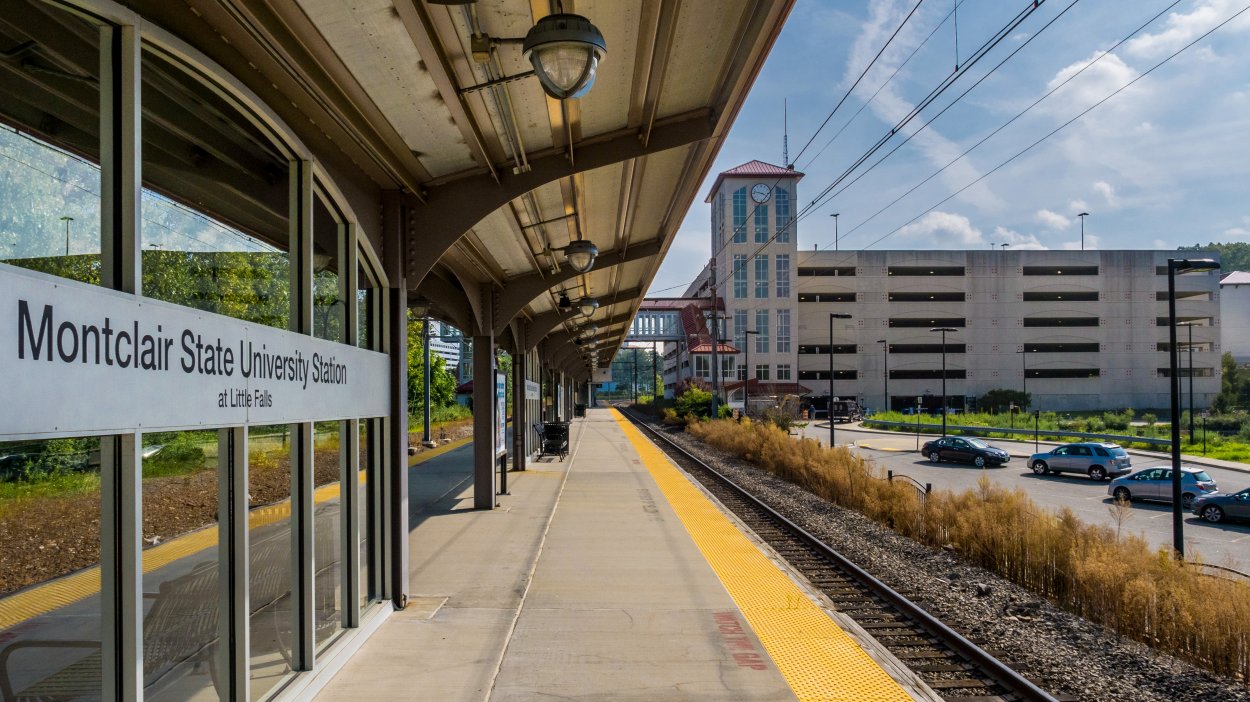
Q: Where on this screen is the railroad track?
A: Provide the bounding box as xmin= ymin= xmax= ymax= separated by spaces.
xmin=620 ymin=409 xmax=1062 ymax=702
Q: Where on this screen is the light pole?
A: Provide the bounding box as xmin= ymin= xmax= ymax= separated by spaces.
xmin=1167 ymin=258 xmax=1220 ymax=559
xmin=1077 ymin=212 xmax=1089 ymax=251
xmin=424 ymin=315 xmax=434 ymax=447
xmin=60 ymin=216 xmax=73 ymax=256
xmin=1019 ymin=346 xmax=1028 ymax=408
xmin=930 ymin=327 xmax=958 ymax=437
xmin=1179 ymin=321 xmax=1197 ymax=440
xmin=876 ymin=339 xmax=888 ymax=412
xmin=831 ymin=213 xmax=840 ymax=251
xmin=829 ymin=313 xmax=852 ymax=446
xmin=704 ymin=308 xmax=720 ymax=418
xmin=743 ymin=329 xmax=759 ymax=417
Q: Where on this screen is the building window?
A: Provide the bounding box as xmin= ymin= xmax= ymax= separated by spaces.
xmin=776 ymin=255 xmax=790 ymax=298
xmin=1027 ymin=343 xmax=1100 ymax=353
xmin=798 ymin=370 xmax=858 ymax=380
xmin=888 ymin=292 xmax=966 ymax=302
xmin=775 ymin=187 xmax=791 ymax=243
xmin=886 ymin=344 xmax=967 ymax=354
xmin=1027 ymin=368 xmax=1102 ymax=379
xmin=754 ymin=204 xmax=769 ymax=243
xmin=1156 ymin=367 xmax=1214 ymax=378
xmin=888 ymin=369 xmax=968 ymax=380
xmin=1023 ymin=291 xmax=1099 ymax=302
xmin=715 ymin=192 xmax=725 ymax=248
xmin=695 ymin=354 xmax=710 ymax=378
xmin=1024 ymin=317 xmax=1099 ymax=327
xmin=798 ymin=267 xmax=856 ymax=276
xmin=888 ymin=317 xmax=966 ymax=328
xmin=798 ymin=292 xmax=856 ymax=303
xmin=776 ymin=363 xmax=792 ymax=380
xmin=887 ymin=266 xmax=966 ymax=276
xmin=755 ymin=255 xmax=769 ymax=298
xmin=755 ymin=309 xmax=770 ymax=352
xmin=1025 ymin=266 xmax=1099 ymax=276
xmin=799 ymin=344 xmax=857 ymax=354
xmin=721 ymin=356 xmax=736 ymax=380
xmin=733 ymin=309 xmax=747 ymax=347
xmin=755 ymin=364 xmax=770 ymax=381
xmin=733 ymin=255 xmax=748 ymax=298
xmin=737 ymin=363 xmax=746 ymax=380
xmin=732 ymin=188 xmax=747 ymax=243
xmin=777 ymin=309 xmax=791 ymax=353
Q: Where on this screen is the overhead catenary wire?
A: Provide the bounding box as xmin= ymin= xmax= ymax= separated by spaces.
xmin=847 ymin=0 xmax=1250 ymax=258
xmin=822 ymin=0 xmax=1181 ymax=249
xmin=650 ymin=0 xmax=1051 ymax=297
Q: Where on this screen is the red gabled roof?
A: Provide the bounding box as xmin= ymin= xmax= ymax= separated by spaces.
xmin=705 ymin=160 xmax=804 ymax=202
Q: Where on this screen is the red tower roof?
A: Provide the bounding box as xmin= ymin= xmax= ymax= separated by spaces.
xmin=705 ymin=160 xmax=804 ymax=202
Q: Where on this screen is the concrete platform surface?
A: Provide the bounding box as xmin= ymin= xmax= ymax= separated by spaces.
xmin=315 ymin=408 xmax=919 ymax=701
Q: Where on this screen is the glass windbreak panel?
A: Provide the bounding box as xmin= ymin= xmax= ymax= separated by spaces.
xmin=356 ymin=255 xmax=376 ymax=350
xmin=0 ymin=436 xmax=101 ymax=697
xmin=314 ymin=421 xmax=344 ymax=648
xmin=0 ymin=2 xmax=102 ymax=285
xmin=140 ymin=429 xmax=220 ymax=700
xmin=139 ymin=44 xmax=291 ymax=329
xmin=248 ymin=423 xmax=293 ymax=698
xmin=313 ymin=193 xmax=346 ymax=343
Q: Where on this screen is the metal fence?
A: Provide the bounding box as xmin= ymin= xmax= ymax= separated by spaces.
xmin=862 ymin=419 xmax=1171 ymax=448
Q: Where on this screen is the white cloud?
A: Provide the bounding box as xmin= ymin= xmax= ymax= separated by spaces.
xmin=1060 ymin=234 xmax=1101 ymax=250
xmin=1069 ymin=200 xmax=1090 ymax=214
xmin=1153 ymin=239 xmax=1170 ymax=248
xmin=993 ymin=226 xmax=1045 ymax=250
xmin=1093 ymin=180 xmax=1118 ymax=208
xmin=1045 ymin=51 xmax=1142 ymax=109
xmin=1125 ymin=0 xmax=1250 ymax=59
xmin=1036 ymin=209 xmax=1070 ymax=230
xmin=896 ymin=211 xmax=984 ymax=246
xmin=1224 ymin=227 xmax=1250 ymax=240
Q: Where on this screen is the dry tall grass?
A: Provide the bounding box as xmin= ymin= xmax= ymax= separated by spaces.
xmin=687 ymin=418 xmax=1250 ymax=681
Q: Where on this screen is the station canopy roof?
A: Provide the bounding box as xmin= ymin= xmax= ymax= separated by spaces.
xmin=134 ymin=0 xmax=794 ymax=380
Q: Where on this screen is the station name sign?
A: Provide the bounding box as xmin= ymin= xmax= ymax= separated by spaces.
xmin=1 ymin=264 xmax=389 ymax=439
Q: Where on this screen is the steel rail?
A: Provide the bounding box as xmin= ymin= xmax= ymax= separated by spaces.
xmin=620 ymin=408 xmax=1059 ymax=702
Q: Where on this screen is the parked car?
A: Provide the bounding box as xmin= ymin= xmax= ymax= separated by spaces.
xmin=1107 ymin=466 xmax=1218 ymax=509
xmin=1028 ymin=442 xmax=1132 ymax=481
xmin=922 ymin=436 xmax=1010 ymax=468
xmin=1191 ymin=487 xmax=1250 ymax=523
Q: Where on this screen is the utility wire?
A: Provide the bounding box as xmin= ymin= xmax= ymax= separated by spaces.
xmin=826 ymin=0 xmax=1177 ymax=248
xmin=850 ymin=0 xmax=1250 ymax=257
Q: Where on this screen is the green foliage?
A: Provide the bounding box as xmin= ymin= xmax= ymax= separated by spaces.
xmin=144 ymin=433 xmax=209 ymax=478
xmin=0 ymin=438 xmax=95 ymax=482
xmin=406 ymin=311 xmax=459 ymax=417
xmin=1177 ymin=241 xmax=1250 ymax=271
xmin=978 ymin=388 xmax=1030 ymax=412
xmin=674 ymin=387 xmax=714 ymax=419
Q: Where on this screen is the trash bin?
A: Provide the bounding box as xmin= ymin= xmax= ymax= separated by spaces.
xmin=574 ymin=404 xmax=586 ymax=417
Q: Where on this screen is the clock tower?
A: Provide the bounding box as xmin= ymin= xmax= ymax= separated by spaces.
xmin=703 ymin=160 xmax=803 ymax=407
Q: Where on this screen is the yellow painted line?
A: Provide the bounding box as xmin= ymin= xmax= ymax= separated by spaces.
xmin=610 ymin=410 xmax=911 ymax=702
xmin=855 ymin=443 xmax=910 ymax=452
xmin=0 ymin=437 xmax=475 ymax=631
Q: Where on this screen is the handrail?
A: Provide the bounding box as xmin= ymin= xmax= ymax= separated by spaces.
xmin=862 ymin=419 xmax=1170 ymax=447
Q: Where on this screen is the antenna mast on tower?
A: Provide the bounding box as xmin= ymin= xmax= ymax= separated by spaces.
xmin=783 ymin=98 xmax=789 ymax=168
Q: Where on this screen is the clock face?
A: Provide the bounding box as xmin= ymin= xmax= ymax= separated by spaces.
xmin=751 ymin=183 xmax=770 ymax=203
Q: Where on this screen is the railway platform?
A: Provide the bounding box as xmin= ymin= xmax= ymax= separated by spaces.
xmin=316 ymin=408 xmax=931 ymax=701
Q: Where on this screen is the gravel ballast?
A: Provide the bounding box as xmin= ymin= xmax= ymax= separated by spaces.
xmin=648 ymin=419 xmax=1250 ymax=702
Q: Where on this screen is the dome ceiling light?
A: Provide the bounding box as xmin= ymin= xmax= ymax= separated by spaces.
xmin=563 ymin=239 xmax=598 ymax=273
xmin=523 ymin=14 xmax=607 ymax=100
xmin=578 ymin=297 xmax=599 ymax=317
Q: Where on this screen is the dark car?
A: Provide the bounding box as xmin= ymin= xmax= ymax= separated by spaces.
xmin=1028 ymin=442 xmax=1132 ymax=481
xmin=922 ymin=436 xmax=1010 ymax=468
xmin=1191 ymin=487 xmax=1250 ymax=523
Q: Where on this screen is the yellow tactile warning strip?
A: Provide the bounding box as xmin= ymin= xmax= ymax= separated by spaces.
xmin=611 ymin=410 xmax=912 ymax=702
xmin=0 ymin=436 xmax=474 ymax=631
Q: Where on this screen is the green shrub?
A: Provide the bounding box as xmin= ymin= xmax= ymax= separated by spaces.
xmin=145 ymin=433 xmax=207 ymax=477
xmin=674 ymin=387 xmax=713 ymax=418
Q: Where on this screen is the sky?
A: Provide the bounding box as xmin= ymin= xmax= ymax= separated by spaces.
xmin=647 ymin=0 xmax=1250 ymax=297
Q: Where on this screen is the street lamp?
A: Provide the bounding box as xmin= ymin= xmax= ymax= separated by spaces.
xmin=60 ymin=216 xmax=73 ymax=256
xmin=930 ymin=327 xmax=958 ymax=437
xmin=523 ymin=13 xmax=608 ymax=100
xmin=1077 ymin=212 xmax=1089 ymax=251
xmin=1019 ymin=346 xmax=1028 ymax=407
xmin=704 ymin=309 xmax=724 ymax=418
xmin=830 ymin=213 xmax=840 ymax=251
xmin=829 ymin=313 xmax=853 ymax=447
xmin=743 ymin=329 xmax=759 ymax=417
xmin=1178 ymin=321 xmax=1198 ymax=440
xmin=563 ymin=239 xmax=598 ymax=273
xmin=876 ymin=339 xmax=888 ymax=412
xmin=1167 ymin=258 xmax=1220 ymax=559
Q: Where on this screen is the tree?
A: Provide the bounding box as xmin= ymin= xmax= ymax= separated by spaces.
xmin=978 ymin=388 xmax=1031 ymax=413
xmin=406 ymin=311 xmax=458 ymax=417
xmin=1212 ymin=352 xmax=1247 ymax=413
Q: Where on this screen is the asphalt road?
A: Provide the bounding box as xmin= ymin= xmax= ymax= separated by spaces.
xmin=795 ymin=423 xmax=1250 ymax=570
